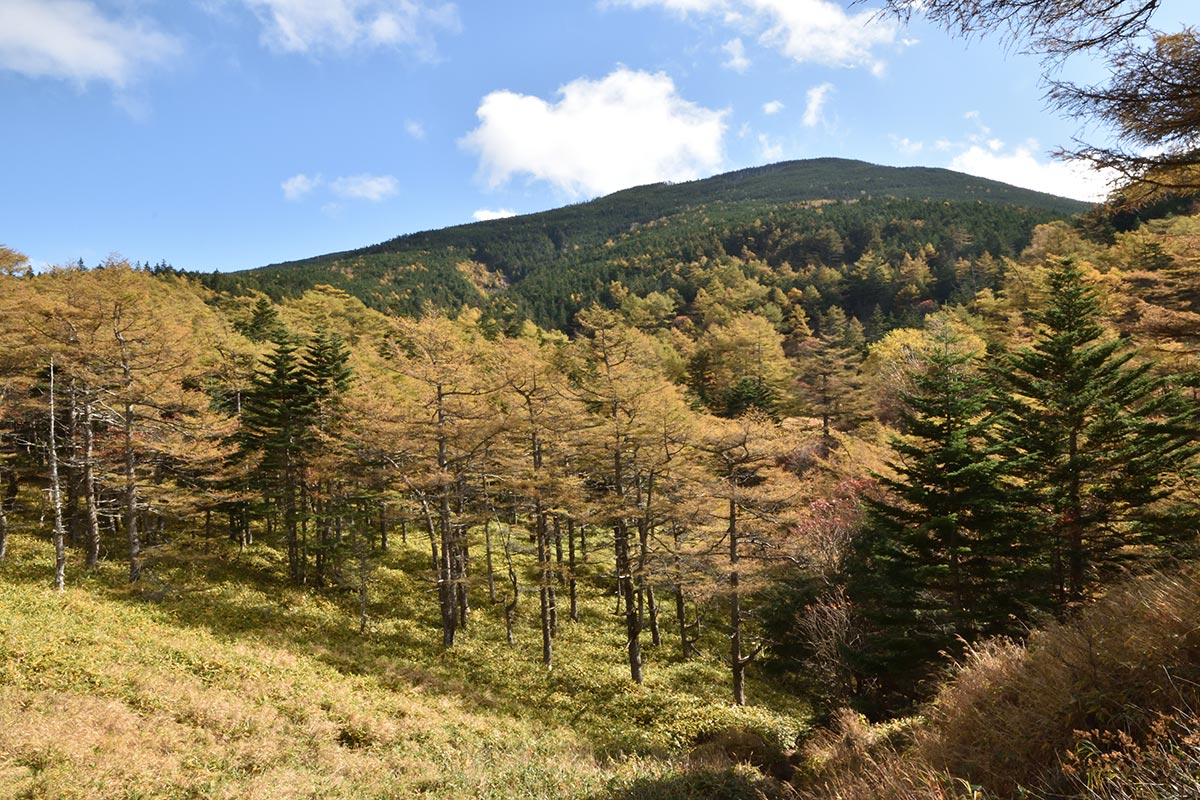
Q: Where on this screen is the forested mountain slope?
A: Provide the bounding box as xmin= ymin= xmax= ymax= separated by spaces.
xmin=5 ymin=178 xmax=1200 ymax=800
xmin=205 ymin=159 xmax=1089 ymax=330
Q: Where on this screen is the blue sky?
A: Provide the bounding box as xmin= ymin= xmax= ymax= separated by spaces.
xmin=0 ymin=0 xmax=1178 ymax=272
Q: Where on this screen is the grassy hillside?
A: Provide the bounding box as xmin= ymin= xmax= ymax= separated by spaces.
xmin=0 ymin=531 xmax=806 ymax=800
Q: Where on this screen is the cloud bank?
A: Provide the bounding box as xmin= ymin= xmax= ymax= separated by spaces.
xmin=0 ymin=0 xmax=180 ymax=87
xmin=607 ymin=0 xmax=896 ymax=71
xmin=891 ymin=115 xmax=1115 ymax=202
xmin=241 ymin=0 xmax=460 ymax=57
xmin=949 ymin=145 xmax=1113 ymax=202
xmin=461 ymin=67 xmax=727 ymax=198
xmin=473 ymin=208 xmax=518 ymax=222
xmin=281 ymin=172 xmax=399 ymax=202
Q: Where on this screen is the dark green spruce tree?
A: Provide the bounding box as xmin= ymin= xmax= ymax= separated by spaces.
xmin=239 ymin=332 xmax=317 ymax=584
xmin=846 ymin=323 xmax=1038 ymax=709
xmin=300 ymin=328 xmax=354 ymax=586
xmin=998 ymin=257 xmax=1198 ymax=612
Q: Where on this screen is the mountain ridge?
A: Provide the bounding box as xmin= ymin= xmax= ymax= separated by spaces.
xmin=205 ymin=158 xmax=1091 ymax=330
xmin=249 ymin=158 xmax=1090 ymax=273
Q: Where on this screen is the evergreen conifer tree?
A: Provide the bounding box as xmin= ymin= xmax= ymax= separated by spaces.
xmin=239 ymin=333 xmax=316 ymax=584
xmin=999 ymin=257 xmax=1198 ymax=611
xmin=846 ymin=322 xmax=1036 ymax=707
xmin=300 ymin=329 xmax=354 ymax=585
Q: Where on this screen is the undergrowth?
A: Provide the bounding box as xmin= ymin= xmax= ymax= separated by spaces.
xmin=795 ymin=567 xmax=1200 ymax=800
xmin=0 ymin=531 xmax=807 ymax=799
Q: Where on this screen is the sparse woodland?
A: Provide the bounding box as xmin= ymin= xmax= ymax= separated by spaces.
xmin=2 ymin=186 xmax=1200 ymax=796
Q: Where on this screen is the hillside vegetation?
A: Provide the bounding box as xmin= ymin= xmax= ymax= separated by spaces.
xmin=0 ymin=532 xmax=804 ymax=799
xmin=1 ymin=173 xmax=1199 ymax=798
xmin=797 ymin=567 xmax=1200 ymax=800
xmin=202 ymin=159 xmax=1087 ymax=330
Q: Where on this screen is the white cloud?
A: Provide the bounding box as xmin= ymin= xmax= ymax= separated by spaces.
xmin=603 ymin=0 xmax=725 ymax=12
xmin=473 ymin=208 xmax=518 ymax=222
xmin=757 ymin=133 xmax=783 ymax=161
xmin=461 ymin=67 xmax=727 ymax=198
xmin=405 ymin=119 xmax=426 ymax=140
xmin=897 ymin=113 xmax=1115 ymax=201
xmin=722 ymin=38 xmax=750 ymax=72
xmin=749 ymin=0 xmax=896 ymax=70
xmin=331 ymin=174 xmax=399 ymax=201
xmin=241 ymin=0 xmax=460 ymax=57
xmin=0 ymin=0 xmax=180 ymax=88
xmin=282 ymin=173 xmax=322 ymax=200
xmin=286 ymin=172 xmax=398 ymax=202
xmin=891 ymin=135 xmax=924 ymax=156
xmin=762 ymin=100 xmax=784 ymax=115
xmin=802 ymin=82 xmax=833 ymax=127
xmin=950 ymin=144 xmax=1114 ymax=202
xmin=606 ymin=0 xmax=896 ymax=71
xmin=964 ymin=110 xmax=991 ymax=138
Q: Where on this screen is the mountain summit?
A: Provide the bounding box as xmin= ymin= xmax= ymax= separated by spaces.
xmin=220 ymin=158 xmax=1090 ymax=329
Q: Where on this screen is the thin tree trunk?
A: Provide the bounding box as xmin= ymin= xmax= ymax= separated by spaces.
xmin=647 ymin=585 xmax=661 ymax=647
xmin=0 ymin=470 xmax=16 ymax=562
xmin=439 ymin=520 xmax=457 ymax=647
xmin=612 ymin=410 xmax=642 ymax=683
xmin=435 ymin=384 xmax=458 ymax=647
xmin=675 ymin=584 xmax=697 ymax=659
xmin=455 ymin=528 xmax=469 ymax=630
xmin=48 ymin=358 xmax=67 ymax=591
xmin=567 ymin=516 xmax=578 ymax=622
xmin=420 ymin=494 xmax=438 ymax=573
xmin=357 ymin=524 xmax=370 ymax=635
xmin=504 ymin=525 xmax=518 ymax=646
xmin=114 ymin=322 xmax=141 ymax=584
xmin=66 ymin=382 xmax=80 ymax=548
xmin=673 ymin=524 xmax=698 ymax=659
xmin=554 ymin=515 xmax=565 ymax=587
xmin=537 ymin=502 xmax=552 ymax=667
xmin=0 ymin=474 xmax=8 ymax=562
xmin=82 ymin=398 xmax=101 ymax=570
xmin=485 ymin=518 xmax=497 ymax=604
xmin=729 ymin=496 xmax=746 ymax=706
xmin=615 ymin=519 xmax=642 ymax=683
xmin=379 ymin=502 xmax=388 ymax=551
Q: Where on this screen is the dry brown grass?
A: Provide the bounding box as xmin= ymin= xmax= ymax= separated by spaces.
xmin=0 ymin=530 xmax=808 ymax=800
xmin=795 ymin=567 xmax=1200 ymax=800
xmin=0 ymin=543 xmax=606 ymax=799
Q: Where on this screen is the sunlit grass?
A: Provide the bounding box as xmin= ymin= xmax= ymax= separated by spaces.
xmin=0 ymin=528 xmax=808 ymax=799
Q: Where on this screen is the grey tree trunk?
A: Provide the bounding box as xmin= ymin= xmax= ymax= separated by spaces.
xmin=48 ymin=358 xmax=67 ymax=592
xmin=536 ymin=501 xmax=552 ymax=667
xmin=615 ymin=518 xmax=642 ymax=683
xmin=729 ymin=497 xmax=746 ymax=706
xmin=485 ymin=519 xmax=497 ymax=604
xmin=0 ymin=480 xmax=7 ymax=562
xmin=567 ymin=517 xmax=578 ymax=622
xmin=82 ymin=398 xmax=101 ymax=570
